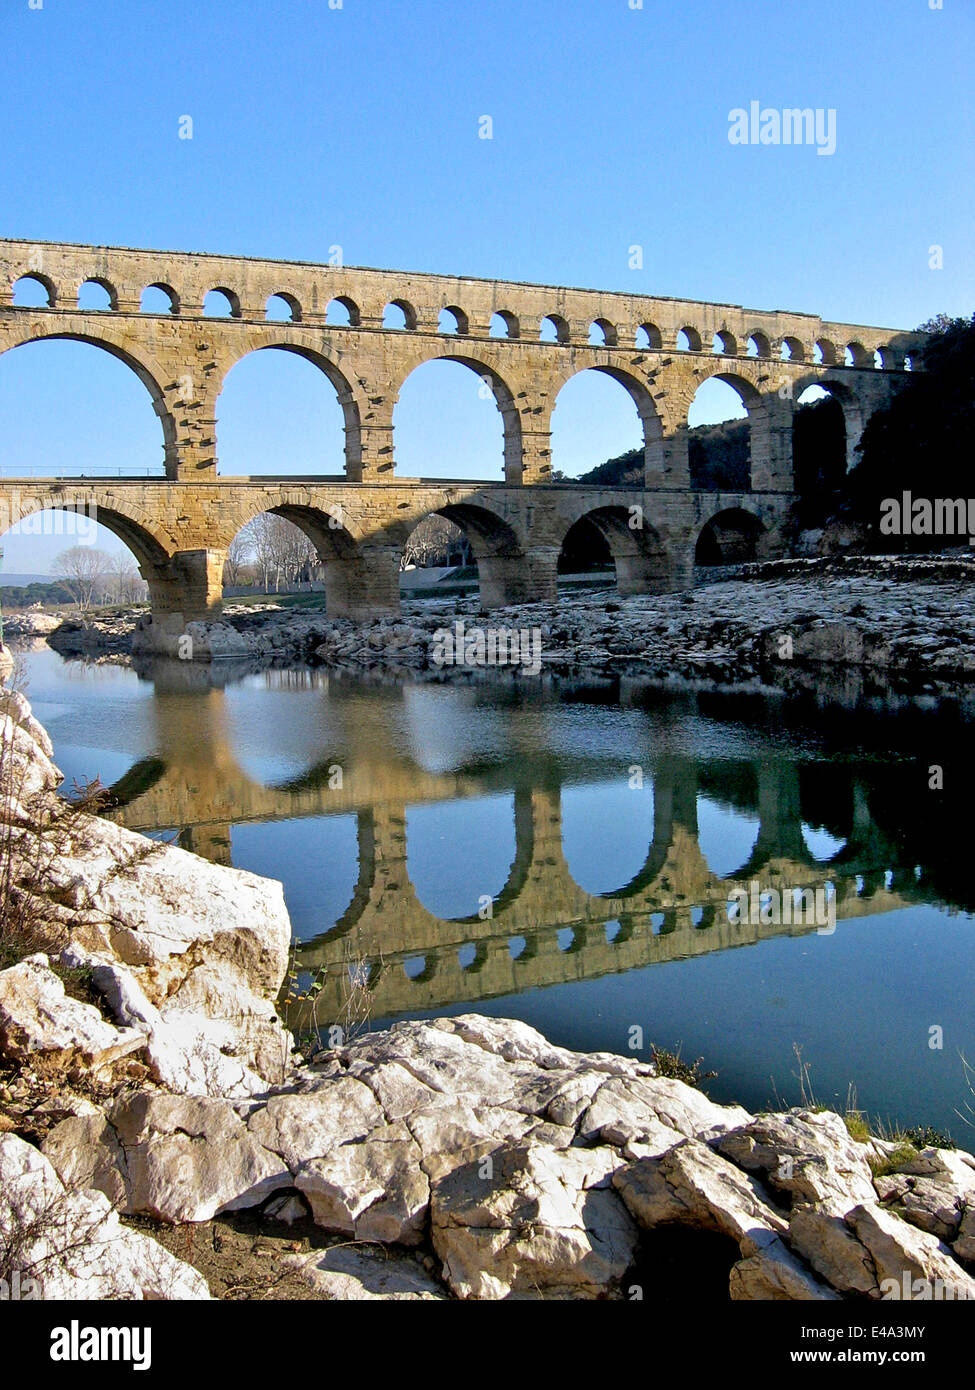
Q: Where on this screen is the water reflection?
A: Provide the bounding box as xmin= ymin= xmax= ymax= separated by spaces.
xmin=17 ymin=646 xmax=975 ymax=1131
xmin=71 ymin=655 xmax=970 ymax=1031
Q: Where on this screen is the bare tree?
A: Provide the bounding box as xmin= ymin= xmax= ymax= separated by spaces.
xmin=401 ymin=515 xmax=465 ymax=570
xmin=223 ymin=532 xmax=250 ymax=589
xmin=241 ymin=514 xmax=318 ymax=593
xmin=106 ymin=553 xmax=147 ymax=605
xmin=52 ymin=547 xmax=112 ymax=612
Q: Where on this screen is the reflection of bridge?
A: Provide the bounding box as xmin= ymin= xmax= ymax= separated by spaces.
xmin=103 ymin=675 xmax=922 ymax=1022
xmin=0 ymin=239 xmax=918 ymax=653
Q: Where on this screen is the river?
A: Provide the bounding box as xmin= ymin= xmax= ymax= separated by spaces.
xmin=15 ymin=642 xmax=975 ymax=1140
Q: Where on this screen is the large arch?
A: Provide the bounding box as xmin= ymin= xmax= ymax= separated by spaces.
xmin=213 ymin=340 xmax=363 ymax=479
xmin=397 ymin=500 xmax=529 ymax=610
xmin=792 ymin=373 xmax=865 ymax=475
xmin=692 ymin=506 xmax=767 ymax=567
xmin=391 ymin=352 xmax=522 ymax=483
xmin=221 ymin=497 xmax=376 ymax=617
xmin=685 ymin=366 xmax=768 ymax=492
xmin=558 ymin=505 xmax=675 ymax=596
xmin=0 ymin=330 xmax=175 ymax=477
xmin=551 ymin=363 xmax=663 ymax=485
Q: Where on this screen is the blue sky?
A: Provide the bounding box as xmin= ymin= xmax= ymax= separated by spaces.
xmin=1 ymin=0 xmax=972 ymax=572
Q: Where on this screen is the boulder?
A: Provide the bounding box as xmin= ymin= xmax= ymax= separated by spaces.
xmin=0 ymin=1132 xmax=209 ymax=1300
xmin=431 ymin=1140 xmax=636 ymax=1299
xmin=0 ymin=954 xmax=145 ymax=1071
xmin=44 ymin=1091 xmax=290 ymax=1223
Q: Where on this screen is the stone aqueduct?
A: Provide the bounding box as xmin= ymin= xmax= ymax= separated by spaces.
xmin=0 ymin=239 xmax=921 ymax=652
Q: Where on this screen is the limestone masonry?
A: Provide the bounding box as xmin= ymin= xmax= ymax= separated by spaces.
xmin=0 ymin=239 xmax=920 ymax=651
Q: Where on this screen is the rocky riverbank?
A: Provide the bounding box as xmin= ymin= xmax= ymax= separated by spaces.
xmin=18 ymin=555 xmax=975 ymax=696
xmin=1 ymin=689 xmax=975 ymax=1300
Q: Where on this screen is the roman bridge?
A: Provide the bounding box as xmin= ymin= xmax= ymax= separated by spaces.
xmin=0 ymin=238 xmax=922 ymax=653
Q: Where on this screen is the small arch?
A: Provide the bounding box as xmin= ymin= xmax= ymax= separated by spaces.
xmin=589 ymin=318 xmax=618 ymax=347
xmin=540 ymin=313 xmax=570 ymax=344
xmin=746 ymin=331 xmax=771 ymax=358
xmin=845 ymin=341 xmax=870 ymax=368
xmin=676 ymin=326 xmax=703 ymax=352
xmin=712 ymin=331 xmax=738 ymax=356
xmin=694 ymin=507 xmax=765 ymax=566
xmin=383 ymin=299 xmax=416 ymax=330
xmin=779 ymin=336 xmax=805 ymax=362
xmin=77 ymin=278 xmax=117 ymax=312
xmin=904 ymin=355 xmax=914 ymax=372
xmin=636 ymin=323 xmax=662 ymax=350
xmin=813 ymin=338 xmax=837 ymax=365
xmin=489 ymin=310 xmax=519 ymax=339
xmin=438 ymin=305 xmax=469 ymax=335
xmin=326 ymin=296 xmax=360 ymax=327
xmin=11 ymin=273 xmax=56 ymax=308
xmin=203 ymin=287 xmax=241 ymax=318
xmin=873 ymin=347 xmax=897 ymax=370
xmin=265 ymin=292 xmax=301 ymax=323
xmin=140 ymin=283 xmax=179 ymax=315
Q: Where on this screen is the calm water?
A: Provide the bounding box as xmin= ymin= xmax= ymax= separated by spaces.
xmin=15 ymin=644 xmax=975 ymax=1139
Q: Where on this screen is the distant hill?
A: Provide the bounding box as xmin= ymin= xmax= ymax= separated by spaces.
xmin=0 ymin=573 xmax=51 ymax=587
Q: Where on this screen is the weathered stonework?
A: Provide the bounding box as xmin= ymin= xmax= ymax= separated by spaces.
xmin=0 ymin=239 xmax=919 ymax=648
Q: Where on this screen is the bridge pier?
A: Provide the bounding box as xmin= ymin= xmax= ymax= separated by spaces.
xmin=323 ymin=544 xmax=401 ymax=619
xmin=477 ymin=548 xmax=559 ymax=608
xmin=136 ymin=548 xmax=226 ymax=655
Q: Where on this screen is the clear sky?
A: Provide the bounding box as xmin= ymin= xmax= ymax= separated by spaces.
xmin=1 ymin=0 xmax=972 ymax=573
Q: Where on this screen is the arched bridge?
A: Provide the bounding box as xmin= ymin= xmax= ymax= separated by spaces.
xmin=0 ymin=239 xmax=921 ymax=653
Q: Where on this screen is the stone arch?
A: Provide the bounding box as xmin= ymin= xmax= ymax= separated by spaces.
xmin=213 ymin=337 xmax=364 ymax=479
xmin=203 ymin=286 xmax=241 ymax=318
xmin=77 ymin=277 xmax=118 ymax=311
xmin=845 ymin=341 xmax=871 ymax=369
xmin=327 ymin=295 xmax=360 ymax=327
xmin=559 ymin=504 xmax=675 ymax=595
xmin=792 ymin=373 xmax=864 ymax=475
xmin=11 ymin=272 xmax=57 ymax=308
xmin=395 ymin=499 xmax=528 ymax=610
xmin=677 ymin=326 xmax=703 ymax=352
xmin=540 ymin=313 xmax=570 ymax=344
xmin=692 ymin=505 xmax=767 ymax=566
xmin=383 ymin=299 xmax=417 ymax=329
xmin=683 ymin=365 xmax=769 ymax=491
xmin=551 ymin=361 xmax=664 ymax=486
xmin=0 ymin=491 xmax=176 ymax=568
xmin=779 ymin=336 xmax=806 ymax=362
xmin=712 ymin=331 xmax=738 ymax=356
xmin=140 ymin=282 xmax=179 ymax=314
xmin=438 ymin=305 xmax=469 ymax=335
xmin=265 ymin=292 xmax=301 ymax=323
xmin=745 ymin=331 xmax=772 ymax=358
xmin=0 ymin=328 xmax=177 ymax=476
xmin=390 ymin=349 xmax=523 ymax=484
xmin=589 ymin=318 xmax=618 ymax=347
xmin=489 ymin=310 xmax=520 ymax=340
xmin=222 ymin=496 xmax=375 ymax=617
xmin=814 ymin=338 xmax=838 ymax=366
xmin=636 ymin=323 xmax=662 ymax=350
